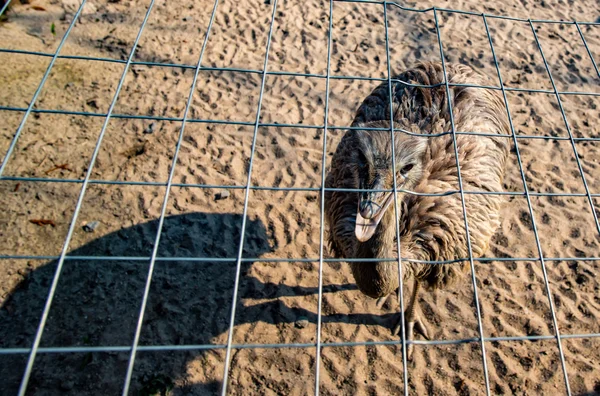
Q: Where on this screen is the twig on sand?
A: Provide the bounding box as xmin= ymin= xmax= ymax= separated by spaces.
xmin=29 ymin=219 xmax=56 ymax=227
xmin=44 ymin=163 xmax=74 ymax=174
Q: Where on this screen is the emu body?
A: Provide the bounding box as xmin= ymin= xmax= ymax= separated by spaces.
xmin=324 ymin=62 xmax=509 ymax=359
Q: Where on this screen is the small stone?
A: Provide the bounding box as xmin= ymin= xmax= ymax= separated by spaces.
xmin=144 ymin=122 xmax=156 ymax=134
xmin=295 ymin=316 xmax=309 ymax=329
xmin=215 ymin=190 xmax=230 ymax=201
xmin=86 ymin=98 xmax=99 ymax=109
xmin=83 ymin=221 xmax=100 ymax=233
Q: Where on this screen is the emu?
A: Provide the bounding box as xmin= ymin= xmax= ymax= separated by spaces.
xmin=324 ymin=62 xmax=509 ymax=359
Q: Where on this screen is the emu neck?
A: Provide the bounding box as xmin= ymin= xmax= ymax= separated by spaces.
xmin=350 ymin=195 xmax=403 ymax=299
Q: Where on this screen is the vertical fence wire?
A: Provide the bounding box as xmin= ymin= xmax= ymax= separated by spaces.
xmin=574 ymin=22 xmax=600 ymax=80
xmin=482 ymin=15 xmax=572 ymax=395
xmin=0 ymin=0 xmax=12 ymax=18
xmin=527 ymin=18 xmax=600 ymax=394
xmin=432 ymin=8 xmax=491 ymax=395
xmin=0 ymin=0 xmax=89 ymax=175
xmin=220 ymin=1 xmax=279 ymax=394
xmin=314 ymin=0 xmax=335 ymax=394
xmin=14 ymin=1 xmax=158 ymax=394
xmin=382 ymin=2 xmax=410 ymax=394
xmin=120 ymin=1 xmax=221 ymax=394
xmin=529 ymin=21 xmax=600 ymax=238
xmin=529 ymin=20 xmax=600 ymax=238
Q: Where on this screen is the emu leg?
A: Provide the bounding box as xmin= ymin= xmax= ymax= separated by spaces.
xmin=392 ymin=280 xmax=429 ymax=361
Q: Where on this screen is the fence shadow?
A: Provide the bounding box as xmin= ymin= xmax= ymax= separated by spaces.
xmin=0 ymin=211 xmax=381 ymax=395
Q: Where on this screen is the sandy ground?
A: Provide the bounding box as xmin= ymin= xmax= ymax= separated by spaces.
xmin=1 ymin=0 xmax=600 ymax=394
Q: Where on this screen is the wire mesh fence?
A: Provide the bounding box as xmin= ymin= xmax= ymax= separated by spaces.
xmin=1 ymin=0 xmax=600 ymax=394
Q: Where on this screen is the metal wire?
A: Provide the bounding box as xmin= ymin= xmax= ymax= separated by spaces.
xmin=4 ymin=101 xmax=600 ymax=142
xmin=0 ymin=0 xmax=12 ymax=17
xmin=220 ymin=1 xmax=279 ymax=393
xmin=575 ymin=22 xmax=600 ymax=81
xmin=2 ymin=254 xmax=600 ymax=265
xmin=333 ymin=0 xmax=600 ymax=26
xmin=120 ymin=0 xmax=220 ymax=393
xmin=9 ymin=1 xmax=157 ymax=394
xmin=482 ymin=14 xmax=573 ymax=395
xmin=1 ymin=330 xmax=600 ymax=356
xmin=526 ymin=20 xmax=599 ymax=396
xmin=314 ymin=0 xmax=334 ymax=393
xmin=383 ymin=3 xmax=409 ymax=394
xmin=530 ymin=22 xmax=600 ymax=242
xmin=3 ymin=0 xmax=94 ymax=392
xmin=432 ymin=8 xmax=491 ymax=394
xmin=5 ymin=171 xmax=600 ymax=197
xmin=2 ymin=0 xmax=600 ymax=395
xmin=0 ymin=1 xmax=89 ymax=177
xmin=5 ymin=172 xmax=600 ymax=197
xmin=5 ymin=46 xmax=600 ymax=97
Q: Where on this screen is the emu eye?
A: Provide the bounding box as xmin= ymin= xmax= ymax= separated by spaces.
xmin=400 ymin=163 xmax=414 ymax=174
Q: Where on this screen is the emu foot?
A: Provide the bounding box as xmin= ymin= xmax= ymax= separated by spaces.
xmin=375 ymin=295 xmax=390 ymax=309
xmin=392 ymin=314 xmax=430 ymax=361
xmin=375 ymin=288 xmax=399 ymax=310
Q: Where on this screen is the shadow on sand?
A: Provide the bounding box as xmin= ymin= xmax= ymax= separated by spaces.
xmin=0 ymin=212 xmax=400 ymax=395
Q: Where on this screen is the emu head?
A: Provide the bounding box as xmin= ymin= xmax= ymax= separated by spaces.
xmin=352 ymin=125 xmax=427 ymax=242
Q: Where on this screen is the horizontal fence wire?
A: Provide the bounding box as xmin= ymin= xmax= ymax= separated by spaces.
xmin=2 ymin=254 xmax=600 ymax=264
xmin=3 ymin=105 xmax=600 ymax=143
xmin=334 ymin=0 xmax=600 ymax=25
xmin=5 ymin=174 xmax=600 ymax=197
xmin=2 ymin=0 xmax=600 ymax=395
xmin=5 ymin=175 xmax=600 ymax=197
xmin=0 ymin=330 xmax=599 ymax=355
xmin=3 ymin=46 xmax=600 ymax=95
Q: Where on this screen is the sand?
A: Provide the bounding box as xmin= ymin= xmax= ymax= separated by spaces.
xmin=1 ymin=0 xmax=600 ymax=394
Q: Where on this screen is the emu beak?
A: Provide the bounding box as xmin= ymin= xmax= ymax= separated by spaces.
xmin=355 ymin=191 xmax=395 ymax=242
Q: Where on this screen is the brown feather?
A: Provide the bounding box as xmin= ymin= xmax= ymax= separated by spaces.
xmin=324 ymin=62 xmax=509 ymax=299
